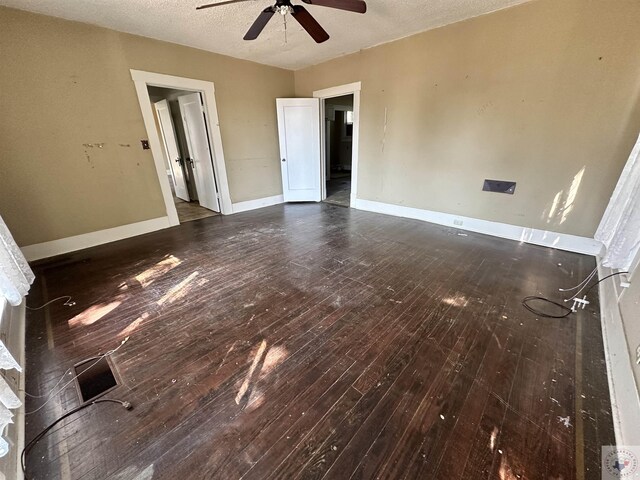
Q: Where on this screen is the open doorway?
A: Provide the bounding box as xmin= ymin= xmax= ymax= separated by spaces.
xmin=275 ymin=83 xmax=360 ymax=207
xmin=323 ymin=94 xmax=354 ymax=207
xmin=313 ymin=82 xmax=361 ymax=209
xmin=148 ymin=86 xmax=218 ymax=223
xmin=131 ymin=70 xmax=233 ymax=226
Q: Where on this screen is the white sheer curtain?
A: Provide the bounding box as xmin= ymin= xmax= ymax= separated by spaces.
xmin=0 ymin=215 xmax=32 ymax=462
xmin=595 ymin=132 xmax=640 ymax=272
xmin=0 ymin=215 xmax=34 ymax=306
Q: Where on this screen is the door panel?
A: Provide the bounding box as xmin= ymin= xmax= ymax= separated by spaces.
xmin=276 ymin=98 xmax=321 ymax=202
xmin=155 ymin=99 xmax=189 ymax=202
xmin=178 ymin=93 xmax=220 ymax=213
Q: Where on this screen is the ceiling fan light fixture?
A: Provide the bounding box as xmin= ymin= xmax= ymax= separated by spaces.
xmin=276 ymin=5 xmax=293 ymax=15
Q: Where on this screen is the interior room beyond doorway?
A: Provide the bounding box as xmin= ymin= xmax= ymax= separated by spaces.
xmin=148 ymin=86 xmax=219 ymax=223
xmin=323 ymin=94 xmax=354 ymax=207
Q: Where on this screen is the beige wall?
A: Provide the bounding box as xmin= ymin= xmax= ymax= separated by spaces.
xmin=4 ymin=1 xmax=640 ymax=246
xmin=295 ymin=0 xmax=640 ymax=238
xmin=0 ymin=7 xmax=293 ymax=246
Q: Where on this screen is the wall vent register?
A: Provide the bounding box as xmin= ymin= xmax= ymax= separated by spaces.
xmin=483 ymin=179 xmax=516 ymax=195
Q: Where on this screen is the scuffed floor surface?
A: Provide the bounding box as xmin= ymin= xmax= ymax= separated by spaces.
xmin=25 ymin=203 xmax=614 ymax=479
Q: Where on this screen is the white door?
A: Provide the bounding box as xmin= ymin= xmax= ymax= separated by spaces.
xmin=178 ymin=93 xmax=220 ymax=212
xmin=276 ymin=98 xmax=321 ymax=202
xmin=155 ymin=99 xmax=189 ymax=202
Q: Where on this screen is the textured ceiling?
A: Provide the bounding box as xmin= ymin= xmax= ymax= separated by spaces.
xmin=1 ymin=0 xmax=532 ymax=70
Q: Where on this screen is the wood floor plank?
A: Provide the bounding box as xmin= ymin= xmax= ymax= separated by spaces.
xmin=24 ymin=203 xmax=615 ymax=480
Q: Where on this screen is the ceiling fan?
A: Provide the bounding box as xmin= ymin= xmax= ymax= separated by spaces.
xmin=196 ymin=0 xmax=367 ymax=44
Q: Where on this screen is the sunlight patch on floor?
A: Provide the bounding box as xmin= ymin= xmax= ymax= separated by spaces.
xmin=68 ymin=299 xmax=122 ymax=327
xmin=490 ymin=426 xmax=499 ymax=452
xmin=157 ymin=271 xmax=199 ymax=305
xmin=442 ymin=295 xmax=467 ymax=308
xmin=236 ymin=339 xmax=268 ymax=405
xmin=119 ymin=312 xmax=150 ymax=337
xmin=498 ymin=449 xmax=526 ymax=480
xmin=135 ymin=255 xmax=181 ymax=288
xmin=260 ymin=345 xmax=288 ymax=378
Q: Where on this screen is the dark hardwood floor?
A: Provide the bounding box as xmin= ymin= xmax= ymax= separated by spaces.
xmin=24 ymin=203 xmax=614 ymax=480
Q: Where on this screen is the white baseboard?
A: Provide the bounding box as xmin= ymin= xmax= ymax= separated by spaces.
xmin=21 ymin=217 xmax=172 ymax=261
xmin=354 ymin=199 xmax=603 ymax=256
xmin=597 ymin=260 xmax=640 ymax=447
xmin=232 ymin=195 xmax=284 ymax=214
xmin=21 ymin=195 xmax=286 ymax=261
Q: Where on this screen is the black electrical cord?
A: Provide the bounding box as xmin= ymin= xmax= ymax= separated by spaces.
xmin=522 ymin=296 xmax=573 ymax=318
xmin=582 ymin=271 xmax=628 ymax=296
xmin=522 ymin=271 xmax=629 ymax=319
xmin=21 ymin=398 xmax=132 ymax=480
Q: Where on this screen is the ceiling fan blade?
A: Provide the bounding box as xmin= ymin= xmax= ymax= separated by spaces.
xmin=196 ymin=0 xmax=255 ymax=10
xmin=291 ymin=5 xmax=330 ymax=43
xmin=301 ymin=0 xmax=366 ymax=14
xmin=243 ymin=7 xmax=275 ymax=40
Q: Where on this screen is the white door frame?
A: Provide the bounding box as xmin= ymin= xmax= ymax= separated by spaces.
xmin=313 ymin=82 xmax=361 ymax=208
xmin=130 ymin=69 xmax=232 ymax=225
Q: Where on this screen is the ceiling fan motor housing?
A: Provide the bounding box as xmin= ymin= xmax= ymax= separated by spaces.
xmin=274 ymin=0 xmax=294 ymax=15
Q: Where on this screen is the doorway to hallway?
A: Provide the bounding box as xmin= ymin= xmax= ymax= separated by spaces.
xmin=274 ymin=82 xmax=361 ymax=208
xmin=148 ymin=86 xmax=219 ymax=223
xmin=131 ymin=69 xmax=233 ymax=227
xmin=322 ymin=94 xmax=354 ymax=207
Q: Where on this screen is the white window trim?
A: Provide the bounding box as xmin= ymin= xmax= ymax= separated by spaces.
xmin=0 ymin=296 xmax=26 ymax=479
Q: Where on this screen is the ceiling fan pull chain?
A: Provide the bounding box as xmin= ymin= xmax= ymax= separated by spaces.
xmin=284 ymin=10 xmax=288 ymax=45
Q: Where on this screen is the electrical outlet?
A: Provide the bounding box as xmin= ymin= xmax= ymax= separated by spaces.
xmin=453 ymin=219 xmax=463 ymax=226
